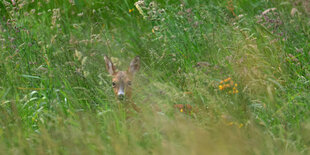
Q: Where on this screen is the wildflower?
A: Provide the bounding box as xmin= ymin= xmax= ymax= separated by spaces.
xmin=11 ymin=0 xmax=16 ymax=6
xmin=77 ymin=12 xmax=83 ymax=16
xmin=180 ymin=109 xmax=183 ymax=112
xmin=134 ymin=1 xmax=146 ymax=19
xmin=230 ymin=80 xmax=234 ymax=85
xmin=239 ymin=123 xmax=244 ymax=128
xmin=83 ymin=71 xmax=90 ymax=77
xmin=81 ymin=57 xmax=87 ymax=66
xmin=152 ymin=26 xmax=160 ymax=32
xmin=219 ymin=78 xmax=239 ymax=94
xmin=228 ymin=122 xmax=234 ymax=126
xmin=129 ymin=8 xmax=134 ymax=13
xmin=69 ymin=0 xmax=75 ymax=5
xmin=74 ymin=50 xmax=82 ymax=61
xmin=51 ymin=8 xmax=60 ymax=28
xmin=30 ymin=9 xmax=36 ymax=14
xmin=184 ymin=92 xmax=193 ymax=95
xmin=224 ymin=77 xmax=231 ymax=82
xmin=233 ymin=90 xmax=239 ymax=94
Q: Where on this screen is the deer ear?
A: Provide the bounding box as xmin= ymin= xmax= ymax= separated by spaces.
xmin=128 ymin=56 xmax=140 ymax=75
xmin=104 ymin=55 xmax=116 ymax=75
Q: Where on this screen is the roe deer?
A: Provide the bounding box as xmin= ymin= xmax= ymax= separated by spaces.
xmin=104 ymin=55 xmax=140 ymax=111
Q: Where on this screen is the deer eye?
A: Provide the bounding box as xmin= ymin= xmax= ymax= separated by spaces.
xmin=128 ymin=81 xmax=132 ymax=86
xmin=112 ymin=82 xmax=116 ymax=87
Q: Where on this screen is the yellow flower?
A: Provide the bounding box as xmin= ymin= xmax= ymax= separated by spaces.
xmin=234 ymin=83 xmax=237 ymax=87
xmin=233 ymin=90 xmax=239 ymax=94
xmin=180 ymin=109 xmax=183 ymax=112
xmin=129 ymin=8 xmax=134 ymax=13
xmin=228 ymin=122 xmax=234 ymax=126
xmin=239 ymin=123 xmax=244 ymax=128
xmin=230 ymin=80 xmax=234 ymax=85
xmin=224 ymin=77 xmax=231 ymax=82
xmin=219 ymin=85 xmax=223 ymax=90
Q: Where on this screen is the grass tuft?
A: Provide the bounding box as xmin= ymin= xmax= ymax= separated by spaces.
xmin=0 ymin=0 xmax=309 ymax=154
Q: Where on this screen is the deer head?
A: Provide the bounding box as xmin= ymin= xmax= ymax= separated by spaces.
xmin=104 ymin=56 xmax=140 ymax=101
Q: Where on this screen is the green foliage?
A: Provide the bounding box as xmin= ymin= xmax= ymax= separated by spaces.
xmin=0 ymin=0 xmax=310 ymax=154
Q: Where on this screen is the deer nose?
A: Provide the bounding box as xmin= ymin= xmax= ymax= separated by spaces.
xmin=117 ymin=91 xmax=125 ymax=100
xmin=118 ymin=94 xmax=125 ymax=100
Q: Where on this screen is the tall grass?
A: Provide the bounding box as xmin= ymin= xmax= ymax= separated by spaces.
xmin=0 ymin=0 xmax=310 ymax=154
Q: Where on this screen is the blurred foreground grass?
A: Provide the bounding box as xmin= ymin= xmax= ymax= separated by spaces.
xmin=0 ymin=0 xmax=310 ymax=154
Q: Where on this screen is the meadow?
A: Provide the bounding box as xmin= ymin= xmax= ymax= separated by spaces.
xmin=0 ymin=0 xmax=310 ymax=154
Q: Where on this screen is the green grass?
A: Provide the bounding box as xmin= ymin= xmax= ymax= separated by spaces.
xmin=0 ymin=0 xmax=310 ymax=154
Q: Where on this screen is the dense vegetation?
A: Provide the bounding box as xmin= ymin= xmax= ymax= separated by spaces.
xmin=0 ymin=0 xmax=309 ymax=154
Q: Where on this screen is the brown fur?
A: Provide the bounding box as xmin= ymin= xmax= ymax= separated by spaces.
xmin=104 ymin=56 xmax=140 ymax=112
